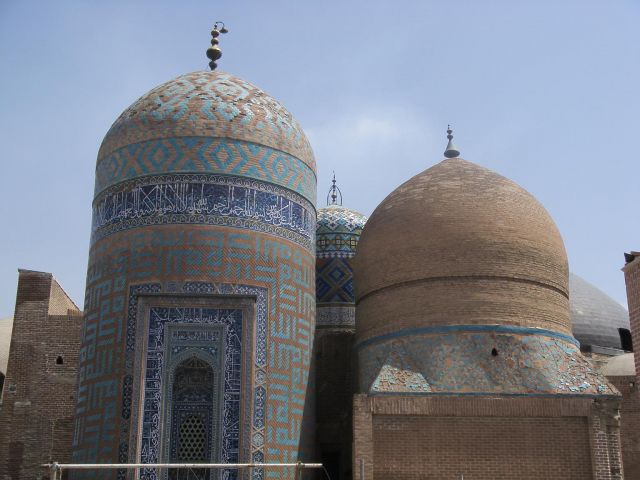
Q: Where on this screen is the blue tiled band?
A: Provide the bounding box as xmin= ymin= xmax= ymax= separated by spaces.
xmin=95 ymin=137 xmax=317 ymax=203
xmin=357 ymin=324 xmax=580 ymax=350
xmin=91 ymin=173 xmax=315 ymax=249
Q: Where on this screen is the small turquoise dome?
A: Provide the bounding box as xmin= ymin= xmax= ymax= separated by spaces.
xmin=316 ymin=205 xmax=367 ymax=259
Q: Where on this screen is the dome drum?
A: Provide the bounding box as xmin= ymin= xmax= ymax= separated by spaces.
xmin=358 ymin=329 xmax=615 ymax=396
xmin=354 ymin=157 xmax=615 ymax=398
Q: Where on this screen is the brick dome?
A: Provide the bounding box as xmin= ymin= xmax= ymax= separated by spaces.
xmin=354 ymin=158 xmax=570 ymax=344
xmin=95 ymin=70 xmax=316 ymax=201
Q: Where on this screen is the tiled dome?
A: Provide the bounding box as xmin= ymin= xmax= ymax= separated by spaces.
xmin=316 ymin=205 xmax=367 ymax=259
xmin=95 ymin=70 xmax=316 ymax=201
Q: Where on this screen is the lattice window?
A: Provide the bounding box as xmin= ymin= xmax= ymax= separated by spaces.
xmin=178 ymin=414 xmax=207 ymax=461
xmin=169 ymin=356 xmax=215 ymax=469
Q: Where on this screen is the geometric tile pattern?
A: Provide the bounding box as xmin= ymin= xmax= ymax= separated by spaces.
xmin=358 ymin=327 xmax=617 ymax=396
xmin=316 ymin=205 xmax=366 ymax=259
xmin=95 ymin=137 xmax=317 ymax=204
xmin=92 ymin=173 xmax=315 ymax=249
xmin=140 ymin=309 xmax=236 ymax=479
xmin=315 ymin=206 xmax=364 ymax=328
xmin=99 ymin=71 xmax=315 ymax=173
xmin=74 ymin=225 xmax=314 ymax=478
xmin=316 ymin=258 xmax=354 ymax=304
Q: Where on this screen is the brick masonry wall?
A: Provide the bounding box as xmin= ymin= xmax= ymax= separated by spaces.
xmin=0 ymin=270 xmax=82 ymax=480
xmin=372 ymin=415 xmax=591 ymax=480
xmin=353 ymin=395 xmax=623 ymax=480
xmin=623 ymin=258 xmax=640 ymax=378
xmin=609 ymin=376 xmax=640 ymax=478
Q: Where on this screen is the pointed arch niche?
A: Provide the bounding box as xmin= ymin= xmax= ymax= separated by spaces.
xmin=127 ymin=292 xmax=262 ymax=480
xmin=160 ymin=328 xmax=225 ymax=463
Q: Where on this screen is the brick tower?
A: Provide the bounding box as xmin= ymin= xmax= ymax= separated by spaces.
xmin=0 ymin=270 xmax=82 ymax=480
xmin=623 ymin=253 xmax=640 ymax=378
xmin=620 ymin=252 xmax=640 ymax=476
xmin=71 ymin=64 xmax=317 ymax=478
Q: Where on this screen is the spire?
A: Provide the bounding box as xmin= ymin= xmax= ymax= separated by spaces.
xmin=206 ymin=22 xmax=229 ymax=71
xmin=444 ymin=125 xmax=461 ymax=158
xmin=327 ymin=172 xmax=343 ymax=206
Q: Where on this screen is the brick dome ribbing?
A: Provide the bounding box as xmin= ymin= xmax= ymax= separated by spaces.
xmin=354 ymin=158 xmax=570 ymax=343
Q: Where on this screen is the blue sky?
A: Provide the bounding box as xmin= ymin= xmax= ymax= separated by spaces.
xmin=0 ymin=0 xmax=638 ymax=316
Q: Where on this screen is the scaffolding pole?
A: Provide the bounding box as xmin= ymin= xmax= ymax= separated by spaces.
xmin=42 ymin=461 xmax=323 ymax=480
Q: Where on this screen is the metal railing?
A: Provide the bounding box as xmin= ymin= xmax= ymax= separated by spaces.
xmin=42 ymin=461 xmax=324 ymax=480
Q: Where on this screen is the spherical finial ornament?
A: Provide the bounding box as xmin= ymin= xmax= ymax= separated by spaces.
xmin=207 ymin=22 xmax=228 ymax=71
xmin=444 ymin=124 xmax=461 ymax=158
xmin=207 ymin=46 xmax=222 ymax=61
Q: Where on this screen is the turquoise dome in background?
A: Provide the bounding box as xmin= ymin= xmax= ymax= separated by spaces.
xmin=316 ymin=205 xmax=367 ymax=259
xmin=316 ymin=204 xmax=367 ymax=327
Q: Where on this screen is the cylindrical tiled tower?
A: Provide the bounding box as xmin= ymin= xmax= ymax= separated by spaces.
xmin=316 ymin=205 xmax=367 ymax=327
xmin=72 ymin=71 xmax=316 ymax=478
xmin=354 ymin=158 xmax=616 ymax=396
xmin=312 ymin=193 xmax=366 ymax=479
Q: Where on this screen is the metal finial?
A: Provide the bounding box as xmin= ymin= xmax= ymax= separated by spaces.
xmin=207 ymin=22 xmax=229 ymax=71
xmin=444 ymin=124 xmax=461 ymax=158
xmin=326 ymin=172 xmax=343 ymax=206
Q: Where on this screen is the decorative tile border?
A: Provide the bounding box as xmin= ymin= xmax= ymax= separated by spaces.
xmin=92 ymin=173 xmax=315 ymax=249
xmin=95 ymin=137 xmax=316 ymax=204
xmin=316 ymin=305 xmax=355 ymax=327
xmin=140 ymin=310 xmax=234 ymax=472
xmin=123 ymin=282 xmax=268 ymax=480
xmin=356 ymin=324 xmax=580 ymax=350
